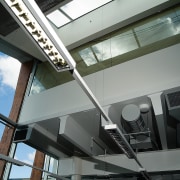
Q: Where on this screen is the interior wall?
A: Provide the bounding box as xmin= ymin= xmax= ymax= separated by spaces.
xmin=18 ymin=44 xmax=180 ymax=124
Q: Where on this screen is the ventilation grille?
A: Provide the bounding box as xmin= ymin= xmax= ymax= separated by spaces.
xmin=35 ymin=0 xmax=65 ymax=12
xmin=167 ymin=91 xmax=180 ymax=108
xmin=165 ymin=88 xmax=180 ymax=122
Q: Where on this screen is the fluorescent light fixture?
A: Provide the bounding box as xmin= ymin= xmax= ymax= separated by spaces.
xmin=104 ymin=124 xmax=151 ymax=179
xmin=47 ymin=10 xmax=70 ymax=28
xmin=104 ymin=124 xmax=135 ymax=159
xmin=2 ymin=0 xmax=76 ymax=72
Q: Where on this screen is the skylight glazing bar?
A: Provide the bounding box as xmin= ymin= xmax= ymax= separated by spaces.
xmin=59 ymin=8 xmax=73 ymax=21
xmin=2 ymin=0 xmax=76 ymax=72
xmin=47 ymin=9 xmax=71 ymax=28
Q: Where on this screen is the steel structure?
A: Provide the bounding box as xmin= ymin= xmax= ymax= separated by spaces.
xmin=1 ymin=0 xmax=152 ymax=179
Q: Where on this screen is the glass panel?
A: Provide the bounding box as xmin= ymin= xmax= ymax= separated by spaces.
xmin=111 ymin=30 xmax=139 ymax=57
xmin=134 ymin=12 xmax=180 ymax=46
xmin=92 ymin=39 xmax=111 ymax=61
xmin=175 ymin=9 xmax=180 ymax=33
xmin=9 ymin=144 xmax=36 ymax=179
xmin=92 ymin=30 xmax=138 ymax=62
xmin=30 ymin=61 xmax=73 ymax=94
xmin=48 ymin=157 xmax=54 ymax=173
xmin=0 ymin=52 xmax=21 ymax=90
xmin=0 ymin=123 xmax=5 ymax=141
xmin=61 ymin=0 xmax=111 ymax=19
xmin=48 ymin=157 xmax=58 ymax=174
xmin=30 ymin=76 xmax=45 ymax=95
xmin=47 ymin=10 xmax=70 ymax=27
xmin=30 ymin=7 xmax=180 ymax=95
xmin=79 ymin=48 xmax=98 ymax=66
xmin=0 ymin=52 xmax=21 ymax=136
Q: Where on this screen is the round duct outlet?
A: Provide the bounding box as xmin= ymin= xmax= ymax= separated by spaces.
xmin=121 ymin=104 xmax=145 ymax=133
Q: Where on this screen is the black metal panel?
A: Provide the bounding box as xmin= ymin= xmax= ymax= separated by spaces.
xmin=177 ymin=123 xmax=180 ymax=148
xmin=35 ymin=0 xmax=65 ymax=12
xmin=167 ymin=91 xmax=180 ymax=108
xmin=0 ymin=4 xmax=19 ymax=36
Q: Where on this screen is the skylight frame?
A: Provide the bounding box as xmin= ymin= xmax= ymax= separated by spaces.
xmin=46 ymin=9 xmax=71 ymax=28
xmin=60 ymin=0 xmax=113 ymax=20
xmin=46 ymin=0 xmax=113 ymax=28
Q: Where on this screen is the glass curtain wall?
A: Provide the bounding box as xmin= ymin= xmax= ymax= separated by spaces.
xmin=30 ymin=6 xmax=180 ymax=95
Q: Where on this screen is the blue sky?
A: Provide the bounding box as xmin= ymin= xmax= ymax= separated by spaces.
xmin=0 ymin=52 xmax=36 ymax=178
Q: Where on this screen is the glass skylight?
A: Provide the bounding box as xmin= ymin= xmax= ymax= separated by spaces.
xmin=47 ymin=0 xmax=112 ymax=28
xmin=47 ymin=10 xmax=70 ymax=27
xmin=61 ymin=0 xmax=112 ymax=19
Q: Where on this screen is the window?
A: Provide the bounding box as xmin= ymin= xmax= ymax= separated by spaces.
xmin=47 ymin=10 xmax=71 ymax=27
xmin=30 ymin=7 xmax=180 ymax=95
xmin=47 ymin=0 xmax=112 ymax=28
xmin=134 ymin=12 xmax=180 ymax=46
xmin=79 ymin=47 xmax=98 ymax=66
xmin=0 ymin=52 xmax=21 ymax=139
xmin=0 ymin=124 xmax=5 ymax=141
xmin=9 ymin=144 xmax=36 ymax=179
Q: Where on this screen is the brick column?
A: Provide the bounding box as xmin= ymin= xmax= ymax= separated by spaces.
xmin=0 ymin=61 xmax=33 ymax=179
xmin=30 ymin=150 xmax=45 ymax=180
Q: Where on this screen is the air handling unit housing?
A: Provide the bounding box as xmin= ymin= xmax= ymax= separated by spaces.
xmin=164 ymin=87 xmax=180 ymax=122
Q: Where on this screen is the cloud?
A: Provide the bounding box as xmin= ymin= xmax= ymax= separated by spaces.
xmin=15 ymin=151 xmax=36 ymax=165
xmin=23 ymin=151 xmax=35 ymax=165
xmin=23 ymin=159 xmax=34 ymax=165
xmin=28 ymin=151 xmax=35 ymax=161
xmin=14 ymin=156 xmax=18 ymax=160
xmin=0 ymin=55 xmax=21 ymax=89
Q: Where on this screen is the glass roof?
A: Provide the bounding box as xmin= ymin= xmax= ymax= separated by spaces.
xmin=47 ymin=0 xmax=112 ymax=28
xmin=47 ymin=10 xmax=71 ymax=27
